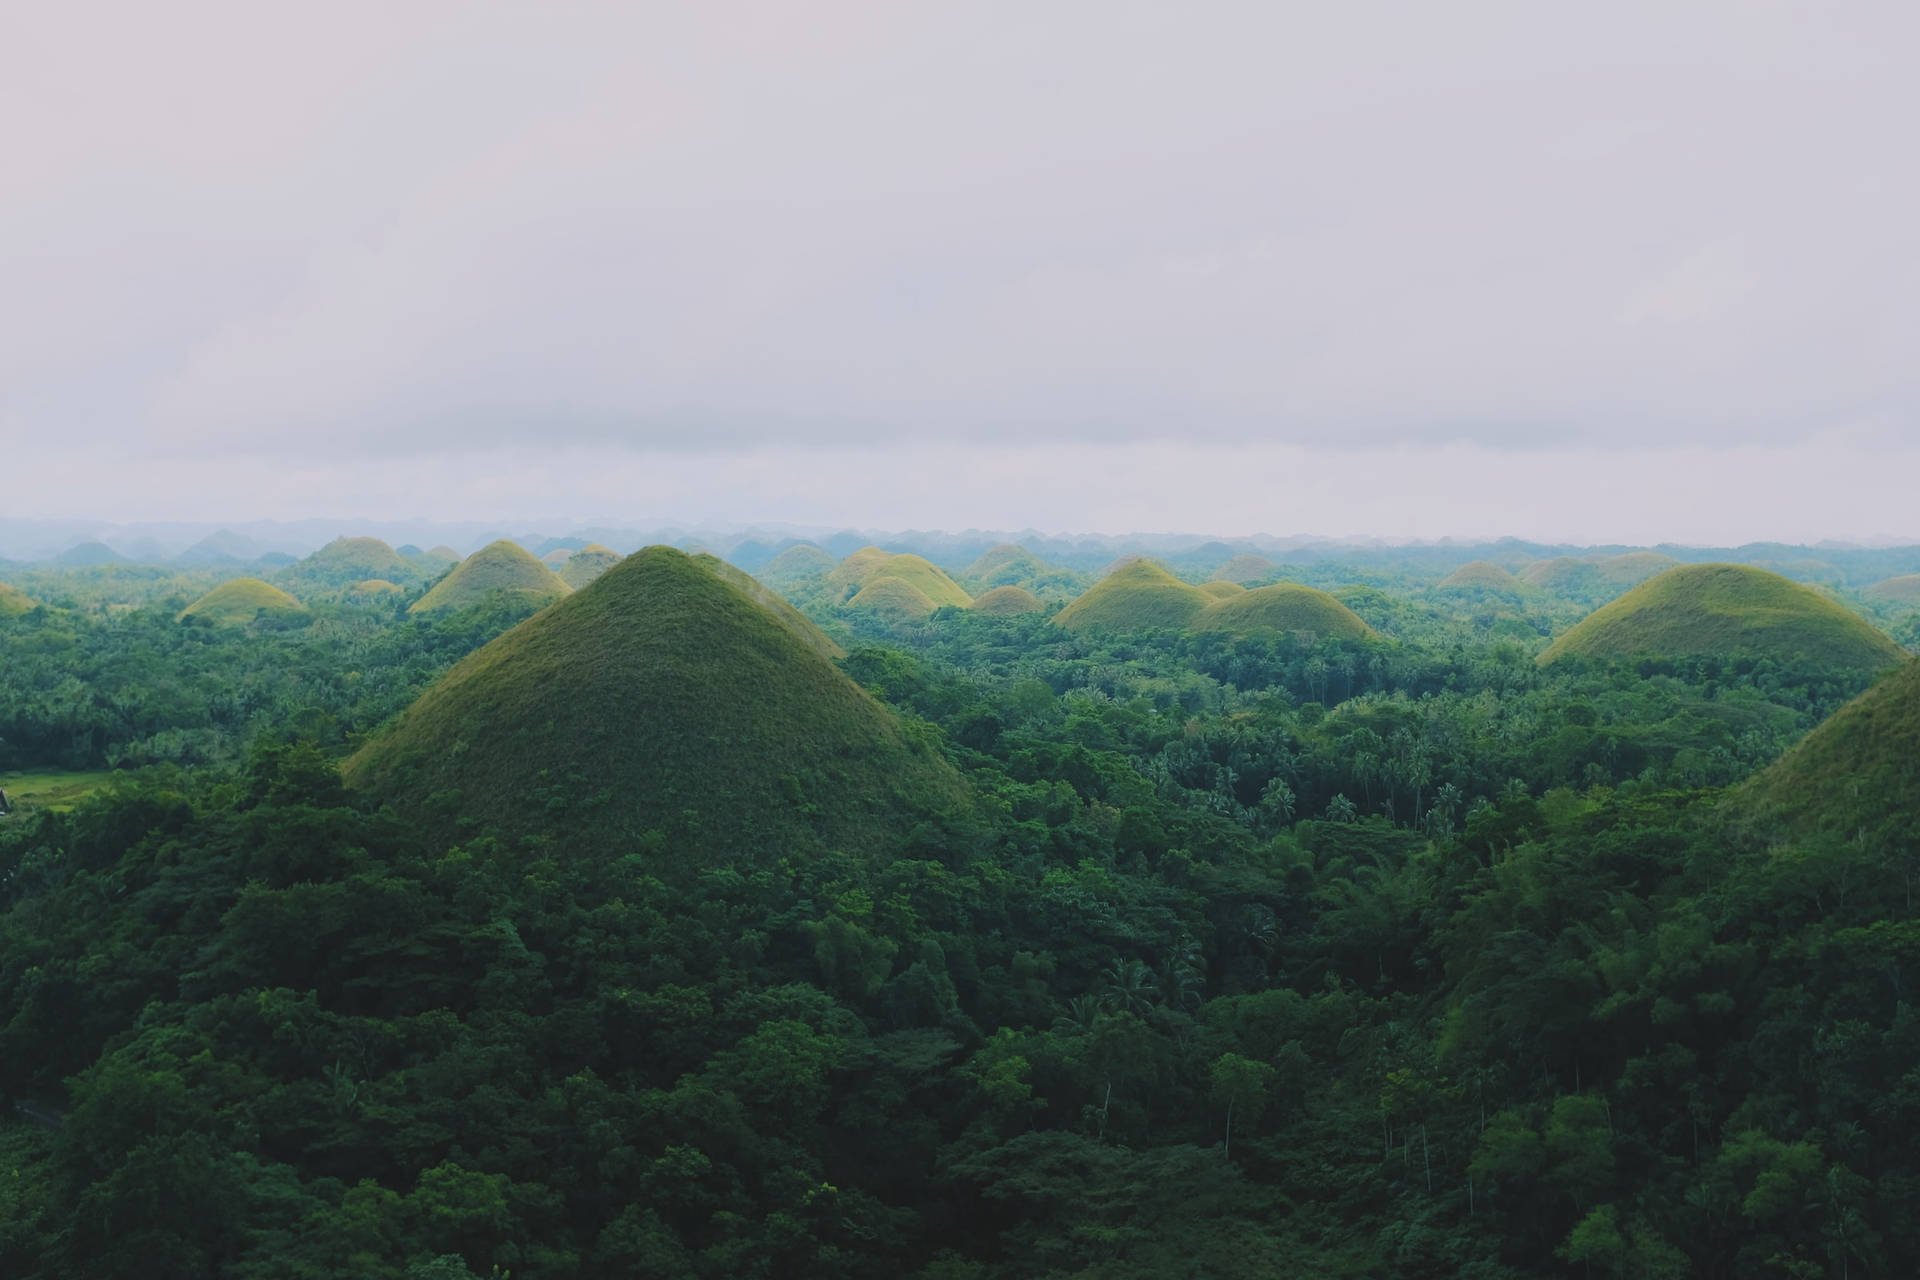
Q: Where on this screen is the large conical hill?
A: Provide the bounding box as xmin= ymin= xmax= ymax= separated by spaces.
xmin=410 ymin=541 xmax=571 ymax=614
xmin=345 ymin=547 xmax=965 ymax=864
xmin=1743 ymin=659 xmax=1920 ymax=840
xmin=691 ymin=553 xmax=845 ymax=660
xmin=1539 ymin=564 xmax=1904 ymax=673
xmin=559 ymin=544 xmax=623 ymax=590
xmin=968 ymin=585 xmax=1045 ymax=616
xmin=179 ymin=578 xmax=309 ymax=626
xmin=1053 ymin=559 xmax=1209 ymax=632
xmin=1195 ymin=584 xmax=1375 ymax=639
xmin=0 ymin=583 xmax=37 ymax=616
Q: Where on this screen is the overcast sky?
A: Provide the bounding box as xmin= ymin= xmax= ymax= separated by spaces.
xmin=6 ymin=1 xmax=1917 ymax=541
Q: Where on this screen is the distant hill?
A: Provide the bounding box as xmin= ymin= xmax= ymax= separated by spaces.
xmin=346 ymin=578 xmax=404 ymax=599
xmin=1518 ymin=557 xmax=1598 ymax=591
xmin=1521 ymin=552 xmax=1679 ymax=594
xmin=558 ymin=544 xmax=623 ymax=590
xmin=968 ymin=585 xmax=1045 ymax=616
xmin=1194 ymin=584 xmax=1375 ymax=639
xmin=424 ymin=545 xmax=462 ymax=565
xmin=53 ymin=541 xmax=123 ymax=567
xmin=1744 ymin=659 xmax=1920 ymax=840
xmin=539 ymin=548 xmax=572 ymax=568
xmin=345 ymin=546 xmax=964 ymax=865
xmin=178 ymin=578 xmax=309 ymax=626
xmin=281 ymin=537 xmax=419 ymax=590
xmin=0 ymin=583 xmax=35 ymax=616
xmin=1438 ymin=561 xmax=1523 ymax=591
xmin=966 ymin=543 xmax=1052 ymax=585
xmin=1053 ymin=560 xmax=1209 ymax=632
xmin=1210 ymin=553 xmax=1278 ymax=584
xmin=828 ymin=548 xmax=971 ymax=609
xmin=1595 ymin=552 xmax=1681 ymax=585
xmin=1198 ymin=581 xmax=1246 ymax=599
xmin=1539 ymin=564 xmax=1905 ymax=672
xmin=175 ymin=529 xmax=261 ymax=565
xmin=761 ymin=544 xmax=837 ymax=585
xmin=410 ymin=541 xmax=571 ymax=614
xmin=847 ymin=576 xmax=940 ymax=621
xmin=1864 ymin=575 xmax=1920 ymax=606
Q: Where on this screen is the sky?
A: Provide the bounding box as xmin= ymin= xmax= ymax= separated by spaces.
xmin=5 ymin=1 xmax=1918 ymax=542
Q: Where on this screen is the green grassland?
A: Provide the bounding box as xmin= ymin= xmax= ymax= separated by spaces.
xmin=408 ymin=540 xmax=571 ymax=613
xmin=2 ymin=769 xmax=116 ymax=812
xmin=1539 ymin=563 xmax=1906 ymax=672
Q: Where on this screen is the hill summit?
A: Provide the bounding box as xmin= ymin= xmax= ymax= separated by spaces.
xmin=828 ymin=548 xmax=971 ymax=610
xmin=1438 ymin=561 xmax=1522 ymax=591
xmin=558 ymin=544 xmax=623 ymax=589
xmin=410 ymin=541 xmax=571 ymax=614
xmin=1054 ymin=561 xmax=1372 ymax=639
xmin=1539 ymin=564 xmax=1904 ymax=673
xmin=179 ymin=578 xmax=309 ymax=626
xmin=283 ymin=537 xmax=418 ymax=590
xmin=346 ymin=547 xmax=964 ymax=864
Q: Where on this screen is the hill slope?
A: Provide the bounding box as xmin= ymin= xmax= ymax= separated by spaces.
xmin=762 ymin=544 xmax=837 ymax=585
xmin=410 ymin=541 xmax=571 ymax=614
xmin=0 ymin=583 xmax=36 ymax=616
xmin=1195 ymin=584 xmax=1375 ymax=638
xmin=1744 ymin=659 xmax=1920 ymax=839
xmin=1864 ymin=574 xmax=1920 ymax=606
xmin=1198 ymin=581 xmax=1246 ymax=600
xmin=1539 ymin=564 xmax=1904 ymax=672
xmin=282 ymin=537 xmax=418 ymax=589
xmin=828 ymin=548 xmax=971 ymax=609
xmin=346 ymin=547 xmax=964 ymax=863
xmin=847 ymin=576 xmax=941 ymax=621
xmin=178 ymin=578 xmax=309 ymax=626
xmin=1210 ymin=553 xmax=1278 ymax=584
xmin=1438 ymin=561 xmax=1522 ymax=591
xmin=1053 ymin=559 xmax=1208 ymax=632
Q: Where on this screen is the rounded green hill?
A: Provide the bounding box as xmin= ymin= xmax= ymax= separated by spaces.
xmin=1538 ymin=564 xmax=1905 ymax=672
xmin=1053 ymin=559 xmax=1208 ymax=632
xmin=345 ymin=547 xmax=965 ymax=866
xmin=179 ymin=578 xmax=309 ymax=626
xmin=1210 ymin=553 xmax=1277 ymax=584
xmin=829 ymin=548 xmax=971 ymax=609
xmin=285 ymin=537 xmax=416 ymax=588
xmin=762 ymin=544 xmax=836 ymax=584
xmin=968 ymin=585 xmax=1045 ymax=616
xmin=966 ymin=543 xmax=1047 ymax=584
xmin=1198 ymin=581 xmax=1246 ymax=600
xmin=1438 ymin=561 xmax=1522 ymax=591
xmin=1596 ymin=552 xmax=1681 ymax=585
xmin=559 ymin=544 xmax=623 ymax=590
xmin=1744 ymin=659 xmax=1920 ymax=839
xmin=1864 ymin=575 xmax=1920 ymax=606
xmin=347 ymin=578 xmax=404 ymax=598
xmin=1518 ymin=557 xmax=1597 ymax=590
xmin=0 ymin=583 xmax=34 ymax=616
xmin=1194 ymin=584 xmax=1375 ymax=639
xmin=410 ymin=541 xmax=572 ymax=614
xmin=847 ymin=576 xmax=940 ymax=620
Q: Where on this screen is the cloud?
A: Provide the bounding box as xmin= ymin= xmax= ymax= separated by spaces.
xmin=4 ymin=0 xmax=1918 ymax=476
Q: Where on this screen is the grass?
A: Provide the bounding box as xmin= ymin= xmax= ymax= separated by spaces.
xmin=559 ymin=545 xmax=623 ymax=589
xmin=178 ymin=578 xmax=309 ymax=625
xmin=346 ymin=546 xmax=964 ymax=867
xmin=1194 ymin=584 xmax=1375 ymax=639
xmin=410 ymin=541 xmax=571 ymax=613
xmin=1745 ymin=658 xmax=1920 ymax=838
xmin=966 ymin=543 xmax=1047 ymax=582
xmin=692 ymin=554 xmax=845 ymax=660
xmin=828 ymin=548 xmax=972 ymax=609
xmin=0 ymin=583 xmax=35 ymax=615
xmin=1052 ymin=559 xmax=1210 ymax=632
xmin=1865 ymin=575 xmax=1920 ymax=604
xmin=1197 ymin=581 xmax=1246 ymax=599
xmin=2 ymin=770 xmax=117 ymax=813
xmin=762 ymin=544 xmax=837 ymax=583
xmin=1210 ymin=553 xmax=1277 ymax=584
xmin=347 ymin=578 xmax=404 ymax=597
xmin=969 ymin=585 xmax=1045 ymax=615
xmin=1595 ymin=552 xmax=1680 ymax=584
xmin=1539 ymin=564 xmax=1906 ymax=672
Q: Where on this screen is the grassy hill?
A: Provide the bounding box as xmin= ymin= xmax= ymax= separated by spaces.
xmin=53 ymin=541 xmax=124 ymax=567
xmin=968 ymin=585 xmax=1045 ymax=616
xmin=1743 ymin=658 xmax=1920 ymax=839
xmin=1539 ymin=564 xmax=1905 ymax=672
xmin=410 ymin=541 xmax=571 ymax=614
xmin=1864 ymin=574 xmax=1920 ymax=606
xmin=966 ymin=543 xmax=1049 ymax=584
xmin=828 ymin=548 xmax=972 ymax=609
xmin=1522 ymin=552 xmax=1679 ymax=594
xmin=0 ymin=583 xmax=33 ymax=616
xmin=762 ymin=544 xmax=837 ymax=585
xmin=281 ymin=537 xmax=420 ymax=590
xmin=559 ymin=544 xmax=623 ymax=590
xmin=1518 ymin=557 xmax=1597 ymax=590
xmin=1195 ymin=584 xmax=1376 ymax=639
xmin=1053 ymin=559 xmax=1209 ymax=632
xmin=178 ymin=578 xmax=310 ymax=626
xmin=345 ymin=546 xmax=965 ymax=864
xmin=847 ymin=576 xmax=941 ymax=621
xmin=1198 ymin=581 xmax=1246 ymax=600
xmin=692 ymin=553 xmax=846 ymax=661
xmin=1210 ymin=553 xmax=1278 ymax=584
xmin=346 ymin=579 xmax=404 ymax=599
xmin=1596 ymin=552 xmax=1681 ymax=585
xmin=1438 ymin=561 xmax=1523 ymax=591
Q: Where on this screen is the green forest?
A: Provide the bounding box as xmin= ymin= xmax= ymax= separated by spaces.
xmin=3 ymin=537 xmax=1920 ymax=1278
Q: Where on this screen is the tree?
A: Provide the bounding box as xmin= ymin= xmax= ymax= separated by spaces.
xmin=1210 ymin=1054 xmax=1276 ymax=1161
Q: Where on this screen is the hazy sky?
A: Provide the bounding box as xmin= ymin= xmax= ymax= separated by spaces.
xmin=6 ymin=1 xmax=1918 ymax=540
